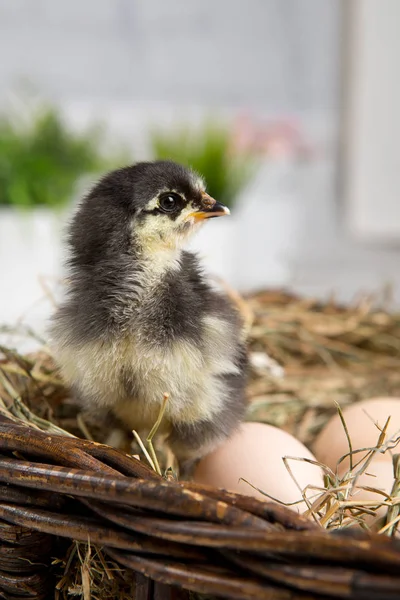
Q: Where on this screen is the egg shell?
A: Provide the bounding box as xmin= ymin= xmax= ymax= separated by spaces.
xmin=193 ymin=422 xmax=324 ymax=513
xmin=345 ymin=456 xmax=395 ymax=528
xmin=313 ymin=397 xmax=400 ymax=474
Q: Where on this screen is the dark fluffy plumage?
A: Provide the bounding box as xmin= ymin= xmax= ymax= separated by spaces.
xmin=50 ymin=161 xmax=248 ymax=464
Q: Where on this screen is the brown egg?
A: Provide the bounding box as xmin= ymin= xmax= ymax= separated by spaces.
xmin=347 ymin=457 xmax=396 ymax=527
xmin=193 ymin=422 xmax=323 ymax=513
xmin=313 ymin=397 xmax=400 ymax=474
xmin=313 ymin=397 xmax=400 ymax=531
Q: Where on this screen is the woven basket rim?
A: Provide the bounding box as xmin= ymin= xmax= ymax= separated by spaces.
xmin=0 ymin=415 xmax=399 ymax=600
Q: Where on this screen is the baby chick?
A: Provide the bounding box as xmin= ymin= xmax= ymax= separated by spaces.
xmin=50 ymin=161 xmax=248 ymax=464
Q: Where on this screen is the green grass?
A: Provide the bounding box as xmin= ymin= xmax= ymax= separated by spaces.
xmin=0 ymin=105 xmax=129 ymax=208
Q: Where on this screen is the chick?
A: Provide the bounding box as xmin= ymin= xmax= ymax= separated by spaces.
xmin=50 ymin=161 xmax=248 ymax=464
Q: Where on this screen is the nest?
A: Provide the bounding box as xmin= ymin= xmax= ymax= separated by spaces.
xmin=0 ymin=289 xmax=400 ymax=600
xmin=245 ymin=290 xmax=400 ymax=444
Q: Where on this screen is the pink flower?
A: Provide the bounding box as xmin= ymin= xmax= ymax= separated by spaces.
xmin=231 ymin=114 xmax=314 ymax=160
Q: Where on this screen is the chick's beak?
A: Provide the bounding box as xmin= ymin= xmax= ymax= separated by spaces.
xmin=190 ymin=193 xmax=230 ymax=221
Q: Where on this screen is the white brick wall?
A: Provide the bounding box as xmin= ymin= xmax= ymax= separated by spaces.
xmin=0 ymin=0 xmax=339 ymax=109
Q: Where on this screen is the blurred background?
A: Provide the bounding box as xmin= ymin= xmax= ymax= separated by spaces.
xmin=0 ymin=0 xmax=400 ymax=345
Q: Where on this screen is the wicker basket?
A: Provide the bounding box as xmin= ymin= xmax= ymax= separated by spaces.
xmin=0 ymin=415 xmax=399 ymax=600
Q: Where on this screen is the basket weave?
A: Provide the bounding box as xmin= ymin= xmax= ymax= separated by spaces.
xmin=0 ymin=415 xmax=399 ymax=600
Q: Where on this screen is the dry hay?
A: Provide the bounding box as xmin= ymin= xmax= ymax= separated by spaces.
xmin=1 ymin=288 xmax=400 ymax=597
xmin=245 ymin=290 xmax=400 ymax=445
xmin=53 ymin=542 xmax=136 ymax=600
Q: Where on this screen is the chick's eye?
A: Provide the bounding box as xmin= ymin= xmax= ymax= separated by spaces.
xmin=159 ymin=193 xmax=181 ymax=213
